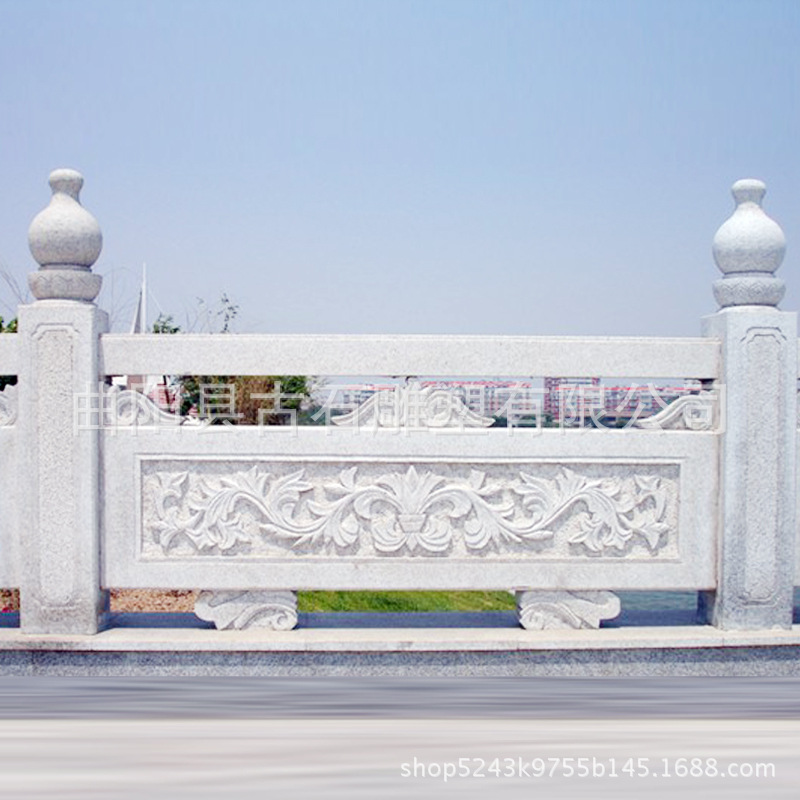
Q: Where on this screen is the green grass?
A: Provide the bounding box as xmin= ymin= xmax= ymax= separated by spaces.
xmin=298 ymin=590 xmax=517 ymax=613
xmin=297 ymin=590 xmax=714 ymax=614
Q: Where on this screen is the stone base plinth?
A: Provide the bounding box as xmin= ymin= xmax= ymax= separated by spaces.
xmin=2 ymin=613 xmax=800 ymax=676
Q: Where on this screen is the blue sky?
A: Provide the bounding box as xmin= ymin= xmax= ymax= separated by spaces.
xmin=1 ymin=0 xmax=798 ymax=336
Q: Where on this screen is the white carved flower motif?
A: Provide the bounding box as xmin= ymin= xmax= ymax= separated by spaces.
xmin=145 ymin=465 xmax=671 ymax=557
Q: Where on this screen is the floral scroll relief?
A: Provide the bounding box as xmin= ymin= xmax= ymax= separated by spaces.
xmin=145 ymin=464 xmax=672 ymax=558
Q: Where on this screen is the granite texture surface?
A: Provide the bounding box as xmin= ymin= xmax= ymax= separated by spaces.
xmin=2 ymin=610 xmax=800 ymax=675
xmin=2 ymin=645 xmax=800 ymax=677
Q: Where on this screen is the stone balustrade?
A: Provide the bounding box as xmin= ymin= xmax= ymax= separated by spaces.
xmin=0 ymin=171 xmax=796 ymax=641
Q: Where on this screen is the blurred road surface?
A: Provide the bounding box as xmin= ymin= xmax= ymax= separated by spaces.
xmin=0 ymin=678 xmax=797 ymax=799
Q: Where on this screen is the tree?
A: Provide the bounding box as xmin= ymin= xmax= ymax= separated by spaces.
xmin=151 ymin=313 xmax=180 ymax=335
xmin=150 ymin=305 xmax=312 ymax=425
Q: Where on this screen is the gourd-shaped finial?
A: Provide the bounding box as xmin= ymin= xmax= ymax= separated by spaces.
xmin=28 ymin=169 xmax=103 ymax=301
xmin=712 ymin=179 xmax=786 ymax=308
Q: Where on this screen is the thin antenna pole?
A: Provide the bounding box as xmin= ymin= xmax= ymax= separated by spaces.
xmin=142 ymin=263 xmax=147 ymax=333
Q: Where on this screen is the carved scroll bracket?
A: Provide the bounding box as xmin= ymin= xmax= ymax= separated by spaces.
xmin=516 ymin=590 xmax=621 ymax=630
xmin=0 ymin=385 xmax=18 ymax=427
xmin=102 ymin=386 xmax=201 ymax=428
xmin=332 ymin=383 xmax=494 ymax=429
xmin=635 ymin=391 xmax=717 ymax=431
xmin=195 ymin=590 xmax=298 ymax=630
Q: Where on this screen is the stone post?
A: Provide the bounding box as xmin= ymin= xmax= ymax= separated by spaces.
xmin=18 ymin=169 xmax=108 ymax=634
xmin=700 ymin=179 xmax=797 ymax=630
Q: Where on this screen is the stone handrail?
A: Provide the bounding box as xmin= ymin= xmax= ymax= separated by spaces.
xmin=98 ymin=333 xmax=720 ymax=379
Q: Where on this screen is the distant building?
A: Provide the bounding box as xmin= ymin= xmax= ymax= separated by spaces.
xmin=543 ymin=377 xmax=701 ymax=426
xmin=311 ymin=377 xmax=703 ymax=428
xmin=543 ymin=377 xmax=601 ymax=422
xmin=420 ymin=380 xmax=537 ymax=420
xmin=325 ymin=380 xmax=539 ymax=423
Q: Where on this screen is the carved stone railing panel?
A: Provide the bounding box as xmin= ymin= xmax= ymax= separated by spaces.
xmin=140 ymin=459 xmax=679 ymax=561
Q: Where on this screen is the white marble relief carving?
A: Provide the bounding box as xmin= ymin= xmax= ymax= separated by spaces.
xmin=194 ymin=590 xmax=298 ymax=630
xmin=634 ymin=391 xmax=716 ymax=431
xmin=332 ymin=384 xmax=494 ymax=429
xmin=102 ymin=386 xmax=200 ymax=428
xmin=0 ymin=384 xmax=18 ymax=426
xmin=516 ymin=590 xmax=621 ymax=630
xmin=142 ymin=462 xmax=676 ymax=560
